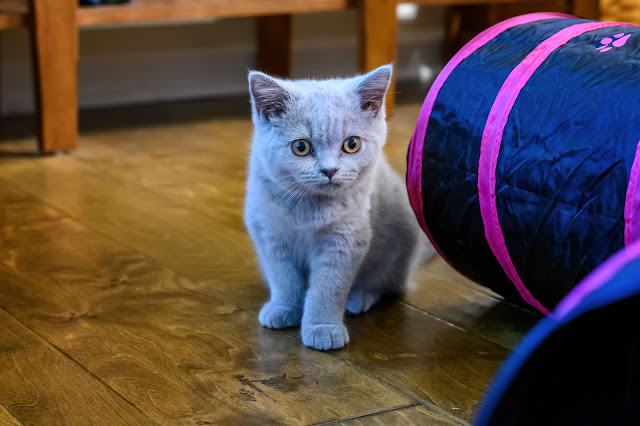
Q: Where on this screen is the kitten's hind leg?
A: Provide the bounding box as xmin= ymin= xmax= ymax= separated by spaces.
xmin=345 ymin=286 xmax=383 ymax=315
xmin=345 ymin=247 xmax=413 ymax=315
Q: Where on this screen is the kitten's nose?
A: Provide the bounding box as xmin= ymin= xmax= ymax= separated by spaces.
xmin=320 ymin=168 xmax=338 ymax=179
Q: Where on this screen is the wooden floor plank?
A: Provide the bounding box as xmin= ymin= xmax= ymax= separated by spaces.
xmin=336 ymin=405 xmax=465 ymax=426
xmin=0 ymin=101 xmax=528 ymax=424
xmin=341 ymin=301 xmax=506 ymax=422
xmin=0 ymin=309 xmax=153 ymax=425
xmin=220 ymin=282 xmax=508 ymax=422
xmin=0 ymin=190 xmax=415 ymax=425
xmin=405 ymin=259 xmax=541 ymax=350
xmin=0 ymin=174 xmax=508 ymax=423
xmin=0 ymin=156 xmax=261 ymax=287
xmin=0 ymin=404 xmax=22 ymax=426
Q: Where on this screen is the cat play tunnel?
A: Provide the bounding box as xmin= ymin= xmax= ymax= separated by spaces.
xmin=405 ymin=13 xmax=640 ymax=424
xmin=407 ymin=13 xmax=640 ymax=314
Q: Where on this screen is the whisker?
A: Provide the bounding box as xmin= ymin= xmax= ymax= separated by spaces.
xmin=284 ymin=185 xmax=303 ymax=207
xmin=275 ymin=181 xmax=300 ymax=201
xmin=293 ymin=186 xmax=310 ymax=211
xmin=277 ymin=184 xmax=299 ymax=204
xmin=277 ymin=180 xmax=298 ymax=191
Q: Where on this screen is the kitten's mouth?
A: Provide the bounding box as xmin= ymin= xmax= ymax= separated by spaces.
xmin=309 ymin=180 xmax=343 ymax=196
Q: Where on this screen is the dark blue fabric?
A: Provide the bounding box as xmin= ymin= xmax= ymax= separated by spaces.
xmin=421 ymin=17 xmax=589 ymax=303
xmin=497 ymin=25 xmax=640 ymax=309
xmin=419 ymin=17 xmax=640 ymax=309
xmin=474 ymin=250 xmax=640 ymax=426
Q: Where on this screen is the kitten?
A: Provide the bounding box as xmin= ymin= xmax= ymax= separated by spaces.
xmin=245 ymin=64 xmax=434 ymax=350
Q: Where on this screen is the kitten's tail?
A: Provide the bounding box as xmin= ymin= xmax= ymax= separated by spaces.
xmin=404 ymin=233 xmax=437 ymax=293
xmin=416 ymin=232 xmax=437 ymax=265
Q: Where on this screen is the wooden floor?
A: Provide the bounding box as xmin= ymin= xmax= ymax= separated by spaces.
xmin=0 ymin=98 xmax=541 ymax=425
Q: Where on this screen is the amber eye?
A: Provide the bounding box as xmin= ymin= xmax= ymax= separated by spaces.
xmin=292 ymin=139 xmax=312 ymax=156
xmin=342 ymin=137 xmax=361 ymax=154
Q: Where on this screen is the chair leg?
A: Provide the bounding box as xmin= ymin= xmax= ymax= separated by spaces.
xmin=257 ymin=14 xmax=291 ymax=78
xmin=0 ymin=33 xmax=3 ymax=125
xmin=359 ymin=0 xmax=397 ymax=116
xmin=29 ymin=0 xmax=78 ymax=153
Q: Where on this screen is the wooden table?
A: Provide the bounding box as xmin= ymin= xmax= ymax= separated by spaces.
xmin=1 ymin=0 xmax=399 ymax=153
xmin=1 ymin=0 xmax=598 ymax=153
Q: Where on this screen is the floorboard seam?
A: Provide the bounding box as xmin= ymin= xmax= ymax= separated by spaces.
xmin=0 ymin=305 xmax=158 ymax=425
xmin=399 ymin=301 xmax=466 ymax=331
xmin=308 ymin=402 xmax=422 ymax=425
xmin=399 ymin=300 xmax=518 ymax=351
xmin=330 ymin=357 xmax=469 ymax=426
xmin=437 ymin=275 xmax=542 ymax=318
xmin=399 ymin=299 xmax=539 ymax=352
xmin=0 ymin=401 xmax=25 ymax=425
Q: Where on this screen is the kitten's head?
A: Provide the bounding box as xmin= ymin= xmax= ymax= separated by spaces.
xmin=248 ymin=65 xmax=392 ymax=196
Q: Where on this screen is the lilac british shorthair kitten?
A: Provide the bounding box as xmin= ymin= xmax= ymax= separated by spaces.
xmin=245 ymin=64 xmax=434 ymax=350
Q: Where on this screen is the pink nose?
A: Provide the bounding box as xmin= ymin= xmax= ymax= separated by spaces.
xmin=321 ymin=168 xmax=338 ymax=179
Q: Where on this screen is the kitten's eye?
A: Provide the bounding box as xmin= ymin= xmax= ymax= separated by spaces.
xmin=342 ymin=137 xmax=361 ymax=154
xmin=292 ymin=139 xmax=312 ymax=156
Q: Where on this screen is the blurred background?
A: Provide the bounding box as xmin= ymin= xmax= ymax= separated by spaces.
xmin=0 ymin=0 xmax=637 ymax=150
xmin=4 ymin=3 xmax=440 ymax=115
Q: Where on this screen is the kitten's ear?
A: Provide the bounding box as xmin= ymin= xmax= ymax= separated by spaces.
xmin=248 ymin=71 xmax=291 ymax=119
xmin=354 ymin=64 xmax=393 ymax=113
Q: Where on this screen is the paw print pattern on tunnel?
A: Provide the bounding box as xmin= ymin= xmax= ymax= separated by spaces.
xmin=597 ymin=33 xmax=632 ymax=52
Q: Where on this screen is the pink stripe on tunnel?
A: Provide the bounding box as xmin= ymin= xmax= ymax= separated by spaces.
xmin=624 ymin=140 xmax=640 ymax=246
xmin=406 ymin=12 xmax=576 ymax=262
xmin=478 ymin=21 xmax=635 ymax=315
xmin=554 ymin=240 xmax=640 ymax=319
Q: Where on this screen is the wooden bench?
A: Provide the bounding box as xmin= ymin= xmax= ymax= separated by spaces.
xmin=1 ymin=0 xmax=78 ymax=153
xmin=1 ymin=0 xmax=597 ymax=153
xmin=1 ymin=0 xmax=398 ymax=153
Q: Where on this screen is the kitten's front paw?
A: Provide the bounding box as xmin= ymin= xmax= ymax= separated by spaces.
xmin=259 ymin=302 xmax=302 ymax=329
xmin=301 ymin=323 xmax=349 ymax=350
xmin=345 ymin=287 xmax=381 ymax=315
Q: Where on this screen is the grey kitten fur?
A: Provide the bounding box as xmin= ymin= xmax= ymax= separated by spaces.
xmin=245 ymin=65 xmax=434 ymax=350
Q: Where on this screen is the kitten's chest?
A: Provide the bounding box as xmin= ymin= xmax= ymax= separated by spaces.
xmin=282 ymin=190 xmax=371 ymax=231
xmin=275 ymin=202 xmax=369 ymax=262
xmin=285 ymin=230 xmax=316 ymax=267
